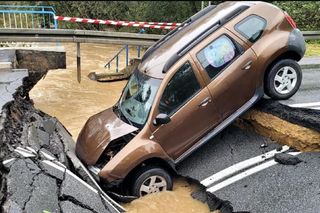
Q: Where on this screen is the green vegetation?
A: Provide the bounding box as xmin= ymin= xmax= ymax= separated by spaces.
xmin=3 ymin=1 xmax=319 ymax=33
xmin=272 ymin=1 xmax=320 ymax=31
xmin=305 ymin=40 xmax=320 ymax=57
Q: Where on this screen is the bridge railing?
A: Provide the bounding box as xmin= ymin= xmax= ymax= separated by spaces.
xmin=104 ymin=45 xmax=142 ymax=73
xmin=0 ymin=5 xmax=57 ymax=29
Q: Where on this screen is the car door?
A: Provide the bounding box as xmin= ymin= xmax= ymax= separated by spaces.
xmin=150 ymin=56 xmax=221 ymax=160
xmin=191 ymin=28 xmax=259 ymax=120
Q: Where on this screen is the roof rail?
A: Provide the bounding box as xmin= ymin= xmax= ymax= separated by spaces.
xmin=162 ymin=5 xmax=249 ymax=73
xmin=142 ymin=5 xmax=217 ymax=61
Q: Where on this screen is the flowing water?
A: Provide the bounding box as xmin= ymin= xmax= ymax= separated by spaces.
xmin=30 ymin=43 xmax=217 ymax=213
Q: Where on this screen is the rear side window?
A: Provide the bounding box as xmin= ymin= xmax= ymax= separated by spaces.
xmin=196 ymin=35 xmax=240 ymax=80
xmin=159 ymin=62 xmax=200 ymax=115
xmin=235 ymin=15 xmax=267 ymax=43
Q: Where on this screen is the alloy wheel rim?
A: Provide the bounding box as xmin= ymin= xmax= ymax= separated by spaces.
xmin=274 ymin=66 xmax=297 ymax=94
xmin=139 ymin=175 xmax=167 ymax=196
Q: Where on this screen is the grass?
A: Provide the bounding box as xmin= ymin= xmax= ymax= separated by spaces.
xmin=305 ymin=40 xmax=320 ymax=57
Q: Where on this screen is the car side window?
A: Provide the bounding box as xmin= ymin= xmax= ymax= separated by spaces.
xmin=235 ymin=15 xmax=267 ymax=43
xmin=196 ymin=35 xmax=240 ymax=80
xmin=159 ymin=62 xmax=201 ymax=116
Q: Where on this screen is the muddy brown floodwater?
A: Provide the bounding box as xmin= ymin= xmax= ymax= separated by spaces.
xmin=30 ymin=43 xmax=217 ymax=213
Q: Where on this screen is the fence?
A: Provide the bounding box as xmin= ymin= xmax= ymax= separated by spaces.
xmin=0 ymin=5 xmax=57 ymax=29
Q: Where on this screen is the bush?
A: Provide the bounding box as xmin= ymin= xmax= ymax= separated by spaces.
xmin=272 ymin=1 xmax=320 ymax=31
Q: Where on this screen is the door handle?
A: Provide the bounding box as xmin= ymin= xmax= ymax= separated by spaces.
xmin=199 ymin=97 xmax=212 ymax=107
xmin=242 ymin=60 xmax=252 ymax=70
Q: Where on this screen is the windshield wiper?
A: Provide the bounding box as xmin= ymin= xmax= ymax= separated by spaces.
xmin=114 ymin=103 xmax=134 ymax=126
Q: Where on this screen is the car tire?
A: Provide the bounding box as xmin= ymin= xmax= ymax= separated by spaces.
xmin=131 ymin=166 xmax=173 ymax=197
xmin=265 ymin=59 xmax=302 ymax=100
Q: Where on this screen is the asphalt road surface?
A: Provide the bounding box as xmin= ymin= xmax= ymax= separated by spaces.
xmin=280 ymin=59 xmax=320 ymax=110
xmin=176 ymin=126 xmax=320 ymax=213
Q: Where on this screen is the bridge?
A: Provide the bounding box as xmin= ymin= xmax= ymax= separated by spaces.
xmin=0 ymin=28 xmax=318 ymax=44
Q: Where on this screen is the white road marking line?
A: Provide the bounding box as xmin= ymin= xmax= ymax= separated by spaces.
xmin=288 ymin=101 xmax=320 ymax=108
xmin=311 ymin=107 xmax=320 ymax=110
xmin=201 ymin=146 xmax=290 ymax=187
xmin=207 ymin=152 xmax=301 ymax=193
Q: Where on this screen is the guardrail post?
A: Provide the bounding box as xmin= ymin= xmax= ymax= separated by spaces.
xmin=137 ymin=46 xmax=141 ymax=58
xmin=116 ymin=55 xmax=119 ymax=73
xmin=2 ymin=13 xmax=5 ymax=28
xmin=125 ymin=44 xmax=129 ymax=67
xmin=76 ymin=42 xmax=81 ymax=83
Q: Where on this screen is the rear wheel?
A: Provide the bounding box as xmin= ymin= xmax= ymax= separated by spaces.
xmin=265 ymin=59 xmax=302 ymax=100
xmin=131 ymin=166 xmax=173 ymax=197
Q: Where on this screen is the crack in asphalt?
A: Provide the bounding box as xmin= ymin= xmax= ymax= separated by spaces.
xmin=22 ymin=169 xmax=41 ymax=211
xmin=59 ymin=195 xmax=99 ymax=213
xmin=57 ymin=167 xmax=67 ymax=213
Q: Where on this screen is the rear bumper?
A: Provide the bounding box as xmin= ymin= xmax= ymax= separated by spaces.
xmin=288 ymin=29 xmax=306 ymax=61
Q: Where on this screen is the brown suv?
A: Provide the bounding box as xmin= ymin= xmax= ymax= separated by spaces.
xmin=76 ymin=1 xmax=305 ymax=197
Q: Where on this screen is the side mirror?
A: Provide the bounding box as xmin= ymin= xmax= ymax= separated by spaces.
xmin=153 ymin=113 xmax=171 ymax=126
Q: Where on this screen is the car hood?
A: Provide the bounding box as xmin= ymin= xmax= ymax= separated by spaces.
xmin=75 ymin=107 xmax=138 ymax=166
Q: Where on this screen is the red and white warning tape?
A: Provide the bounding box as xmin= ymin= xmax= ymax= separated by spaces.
xmin=54 ymin=16 xmax=181 ymax=30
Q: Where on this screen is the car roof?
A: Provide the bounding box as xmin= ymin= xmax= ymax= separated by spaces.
xmin=138 ymin=1 xmax=259 ymax=79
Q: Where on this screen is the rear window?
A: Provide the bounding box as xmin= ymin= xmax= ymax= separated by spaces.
xmin=196 ymin=35 xmax=240 ymax=80
xmin=235 ymin=15 xmax=267 ymax=43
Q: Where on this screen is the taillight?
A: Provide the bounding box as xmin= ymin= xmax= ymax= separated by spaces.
xmin=284 ymin=11 xmax=297 ymax=29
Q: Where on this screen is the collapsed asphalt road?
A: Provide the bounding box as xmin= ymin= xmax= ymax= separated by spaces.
xmin=0 ymin=49 xmax=123 ymax=213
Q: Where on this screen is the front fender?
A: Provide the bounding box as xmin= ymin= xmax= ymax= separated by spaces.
xmin=99 ymin=138 xmax=172 ymax=182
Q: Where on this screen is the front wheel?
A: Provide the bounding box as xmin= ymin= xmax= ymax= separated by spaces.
xmin=265 ymin=59 xmax=302 ymax=100
xmin=131 ymin=166 xmax=173 ymax=197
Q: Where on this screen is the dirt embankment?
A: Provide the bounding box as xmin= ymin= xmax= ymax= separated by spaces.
xmin=236 ymin=99 xmax=320 ymax=152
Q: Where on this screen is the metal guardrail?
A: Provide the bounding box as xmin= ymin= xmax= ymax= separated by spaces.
xmin=0 ymin=29 xmax=318 ymax=82
xmin=0 ymin=5 xmax=57 ymax=29
xmin=303 ymin=31 xmax=320 ymax=40
xmin=105 ymin=45 xmax=128 ymax=72
xmin=0 ymin=28 xmax=162 ymax=46
xmin=0 ymin=29 xmax=161 ymax=82
xmin=0 ymin=29 xmax=318 ymax=45
xmin=104 ymin=45 xmax=141 ymax=73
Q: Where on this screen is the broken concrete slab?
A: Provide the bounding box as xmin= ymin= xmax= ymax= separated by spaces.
xmin=56 ymin=122 xmax=97 ymax=189
xmin=37 ymin=128 xmax=50 ymax=147
xmin=0 ymin=49 xmax=16 ymax=64
xmin=60 ymin=200 xmax=93 ymax=213
xmin=42 ymin=118 xmax=57 ymax=135
xmin=60 ymin=170 xmax=109 ymax=213
xmin=24 ymin=173 xmax=60 ymax=213
xmin=6 ymin=159 xmax=39 ymax=207
xmin=0 ymin=70 xmax=28 ymax=110
xmin=0 ymin=47 xmax=122 ymax=213
xmin=41 ymin=160 xmax=65 ymax=180
xmin=15 ymin=48 xmax=66 ymax=72
xmin=2 ymin=199 xmax=23 ymax=213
